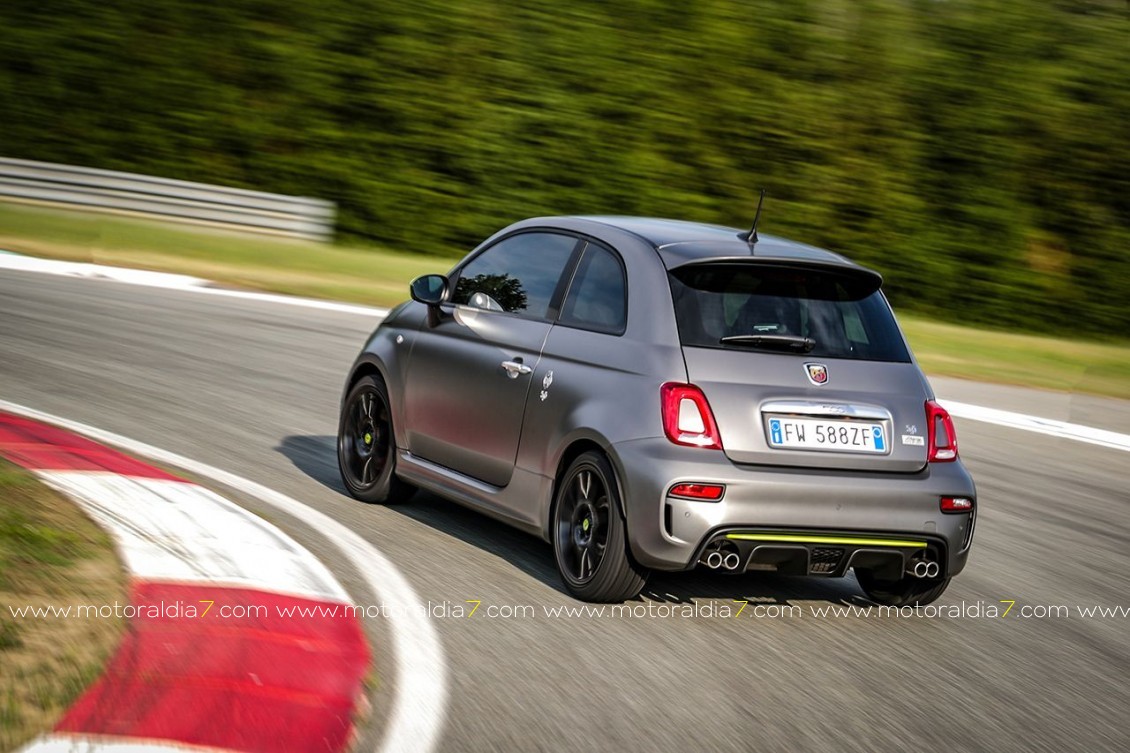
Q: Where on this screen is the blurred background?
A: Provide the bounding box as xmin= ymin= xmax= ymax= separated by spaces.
xmin=3 ymin=6 xmax=1130 ymax=752
xmin=1 ymin=0 xmax=1128 ymax=336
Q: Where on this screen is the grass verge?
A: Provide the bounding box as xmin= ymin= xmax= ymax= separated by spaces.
xmin=0 ymin=203 xmax=445 ymax=306
xmin=2 ymin=202 xmax=1129 ymax=400
xmin=0 ymin=458 xmax=127 ymax=750
xmin=899 ymin=316 xmax=1130 ymax=399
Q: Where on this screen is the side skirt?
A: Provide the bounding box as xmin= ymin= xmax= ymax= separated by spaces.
xmin=395 ymin=450 xmax=553 ymax=539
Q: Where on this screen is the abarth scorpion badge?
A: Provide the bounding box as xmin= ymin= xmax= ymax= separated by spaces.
xmin=804 ymin=363 xmax=828 ymax=386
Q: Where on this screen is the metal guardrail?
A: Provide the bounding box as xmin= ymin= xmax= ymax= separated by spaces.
xmin=0 ymin=157 xmax=335 ymax=241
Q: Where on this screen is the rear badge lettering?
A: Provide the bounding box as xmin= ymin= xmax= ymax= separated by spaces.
xmin=902 ymin=435 xmax=925 ymax=446
xmin=804 ymin=363 xmax=829 ymax=386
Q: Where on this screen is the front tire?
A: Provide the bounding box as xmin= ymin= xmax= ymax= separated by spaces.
xmin=855 ymin=570 xmax=951 ymax=607
xmin=552 ymin=451 xmax=648 ymax=602
xmin=338 ymin=374 xmax=415 ymax=504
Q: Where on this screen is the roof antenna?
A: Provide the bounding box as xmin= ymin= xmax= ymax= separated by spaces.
xmin=738 ymin=189 xmax=766 ymax=248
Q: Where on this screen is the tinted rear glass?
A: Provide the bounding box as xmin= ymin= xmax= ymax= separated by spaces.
xmin=669 ymin=264 xmax=911 ymax=362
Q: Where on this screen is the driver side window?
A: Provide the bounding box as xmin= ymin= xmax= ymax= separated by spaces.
xmin=451 ymin=232 xmax=578 ymax=320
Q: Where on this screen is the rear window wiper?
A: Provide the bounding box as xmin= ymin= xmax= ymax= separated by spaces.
xmin=719 ymin=334 xmax=816 ymax=353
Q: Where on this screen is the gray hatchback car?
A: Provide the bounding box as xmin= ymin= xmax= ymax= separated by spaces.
xmin=338 ymin=217 xmax=976 ymax=604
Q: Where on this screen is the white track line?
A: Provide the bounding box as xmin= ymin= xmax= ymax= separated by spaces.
xmin=942 ymin=400 xmax=1130 ymax=453
xmin=2 ymin=251 xmax=1128 ymax=451
xmin=188 ymin=284 xmax=387 ymax=317
xmin=0 ymin=400 xmax=448 ymax=753
xmin=0 ymin=250 xmax=388 ymax=317
xmin=0 ymin=251 xmax=210 ymax=288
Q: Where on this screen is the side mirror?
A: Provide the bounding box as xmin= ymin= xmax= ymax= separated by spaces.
xmin=410 ymin=274 xmax=448 ymax=306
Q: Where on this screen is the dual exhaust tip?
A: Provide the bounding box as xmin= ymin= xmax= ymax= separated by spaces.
xmin=700 ymin=540 xmax=942 ymax=578
xmin=704 ymin=550 xmax=741 ymax=571
xmin=909 ymin=560 xmax=941 ymax=579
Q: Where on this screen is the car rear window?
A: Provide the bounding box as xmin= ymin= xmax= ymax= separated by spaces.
xmin=668 ymin=263 xmax=911 ymax=362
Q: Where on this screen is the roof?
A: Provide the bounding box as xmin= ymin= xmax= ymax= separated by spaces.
xmin=573 ymin=216 xmax=864 ymax=271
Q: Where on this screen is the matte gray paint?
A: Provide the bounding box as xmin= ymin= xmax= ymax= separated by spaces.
xmin=346 ymin=216 xmax=977 ymax=575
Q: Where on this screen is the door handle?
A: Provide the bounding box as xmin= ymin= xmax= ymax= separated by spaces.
xmin=501 ymin=360 xmax=533 ymax=379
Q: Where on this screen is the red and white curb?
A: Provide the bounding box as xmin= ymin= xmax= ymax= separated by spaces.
xmin=0 ymin=412 xmax=370 ymax=753
xmin=0 ymin=400 xmax=447 ymax=753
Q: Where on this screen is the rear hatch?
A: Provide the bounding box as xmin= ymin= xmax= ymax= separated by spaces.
xmin=669 ymin=260 xmax=931 ymax=473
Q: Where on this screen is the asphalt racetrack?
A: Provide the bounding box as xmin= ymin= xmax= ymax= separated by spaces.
xmin=2 ymin=268 xmax=1128 ymax=753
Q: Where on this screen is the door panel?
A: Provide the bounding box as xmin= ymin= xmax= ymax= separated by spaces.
xmin=404 ymin=307 xmax=551 ymax=487
xmin=402 ymin=230 xmax=579 ymax=487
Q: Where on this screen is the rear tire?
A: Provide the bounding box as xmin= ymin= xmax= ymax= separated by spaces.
xmin=855 ymin=570 xmax=951 ymax=607
xmin=552 ymin=451 xmax=648 ymax=602
xmin=338 ymin=375 xmax=416 ymax=504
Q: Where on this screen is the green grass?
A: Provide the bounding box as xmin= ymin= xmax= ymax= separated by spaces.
xmin=899 ymin=316 xmax=1130 ymax=399
xmin=0 ymin=466 xmax=90 ymax=586
xmin=3 ymin=203 xmax=1129 ymax=399
xmin=0 ymin=458 xmax=127 ymax=750
xmin=0 ymin=203 xmax=448 ymax=307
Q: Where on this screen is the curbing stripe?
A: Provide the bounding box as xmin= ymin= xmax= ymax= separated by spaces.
xmin=0 ymin=400 xmax=448 ymax=753
xmin=40 ymin=472 xmax=350 ymax=602
xmin=0 ymin=412 xmax=370 ymax=753
xmin=0 ymin=413 xmax=185 ymax=480
xmin=55 ymin=582 xmax=368 ymax=753
xmin=18 ymin=734 xmax=240 ymax=752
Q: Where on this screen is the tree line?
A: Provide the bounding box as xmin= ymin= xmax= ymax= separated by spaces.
xmin=1 ymin=0 xmax=1127 ymax=336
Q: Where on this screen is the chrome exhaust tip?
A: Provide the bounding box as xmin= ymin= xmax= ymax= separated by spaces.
xmin=722 ymin=552 xmax=740 ymax=571
xmin=705 ymin=551 xmax=723 ymax=569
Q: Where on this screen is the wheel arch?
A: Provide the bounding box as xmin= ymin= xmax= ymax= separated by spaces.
xmin=342 ymin=354 xmax=414 ymax=451
xmin=544 ymin=434 xmax=628 ymax=541
xmin=344 ymin=356 xmax=388 ymax=398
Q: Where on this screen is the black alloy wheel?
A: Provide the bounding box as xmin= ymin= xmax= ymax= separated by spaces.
xmin=338 ymin=375 xmax=414 ymax=504
xmin=552 ymin=451 xmax=647 ymax=602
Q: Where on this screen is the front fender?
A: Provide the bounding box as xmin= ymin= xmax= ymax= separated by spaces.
xmin=341 ymin=302 xmax=426 ymax=449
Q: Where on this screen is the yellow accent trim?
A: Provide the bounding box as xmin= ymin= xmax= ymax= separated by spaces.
xmin=725 ymin=533 xmax=926 ymax=548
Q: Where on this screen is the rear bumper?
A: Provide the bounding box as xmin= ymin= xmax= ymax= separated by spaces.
xmin=691 ymin=528 xmax=949 ymax=580
xmin=609 ymin=438 xmax=977 ymax=577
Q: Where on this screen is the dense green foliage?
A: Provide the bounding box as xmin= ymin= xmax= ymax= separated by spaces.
xmin=1 ymin=0 xmax=1127 ymax=334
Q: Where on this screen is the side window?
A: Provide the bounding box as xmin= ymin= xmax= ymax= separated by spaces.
xmin=559 ymin=243 xmax=627 ymax=335
xmin=451 ymin=232 xmax=578 ymax=320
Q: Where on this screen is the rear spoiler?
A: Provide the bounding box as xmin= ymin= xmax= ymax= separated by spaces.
xmin=667 ymin=256 xmax=884 ymax=292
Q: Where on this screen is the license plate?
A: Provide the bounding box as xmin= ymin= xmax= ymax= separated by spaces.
xmin=766 ymin=417 xmax=888 ymax=453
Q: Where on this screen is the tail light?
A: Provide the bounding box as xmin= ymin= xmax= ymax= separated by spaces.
xmin=926 ymin=400 xmax=958 ymax=462
xmin=661 ymin=383 xmax=723 ymax=450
